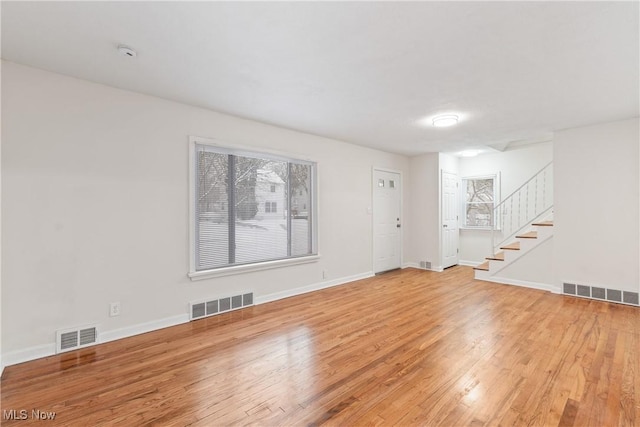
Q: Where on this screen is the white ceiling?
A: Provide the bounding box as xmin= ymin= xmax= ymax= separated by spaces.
xmin=2 ymin=1 xmax=638 ymax=156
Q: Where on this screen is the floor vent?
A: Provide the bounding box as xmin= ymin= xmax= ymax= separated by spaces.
xmin=190 ymin=292 xmax=254 ymax=321
xmin=56 ymin=325 xmax=99 ymax=353
xmin=419 ymin=261 xmax=432 ymax=270
xmin=563 ymin=283 xmax=639 ymax=306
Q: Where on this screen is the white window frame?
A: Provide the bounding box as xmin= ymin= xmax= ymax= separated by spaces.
xmin=188 ymin=136 xmax=319 ymax=281
xmin=460 ymin=173 xmax=500 ymax=230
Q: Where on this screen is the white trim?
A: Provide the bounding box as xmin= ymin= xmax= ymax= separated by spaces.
xmin=401 ymin=263 xmax=445 ymax=272
xmin=188 ymin=137 xmax=197 ymax=274
xmin=256 ymin=271 xmax=374 ymax=305
xmin=189 ymin=255 xmax=320 ymax=281
xmin=189 ymin=135 xmax=316 ymax=163
xmin=459 ymin=260 xmax=481 ymax=267
xmin=100 ymin=314 xmax=189 ymax=343
xmin=486 ymin=276 xmax=560 ymax=294
xmin=372 ymin=167 xmax=403 ymax=274
xmin=2 ymin=343 xmax=57 ymax=368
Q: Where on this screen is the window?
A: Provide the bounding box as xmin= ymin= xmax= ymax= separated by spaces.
xmin=462 ymin=176 xmax=498 ymax=228
xmin=191 ymin=140 xmax=317 ymax=274
xmin=264 ymin=201 xmax=277 ymax=213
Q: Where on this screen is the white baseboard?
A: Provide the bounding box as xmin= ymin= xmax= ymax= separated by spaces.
xmin=489 ymin=276 xmax=560 ymax=294
xmin=100 ymin=314 xmax=189 ymax=344
xmin=459 ymin=260 xmax=481 ymax=267
xmin=2 ymin=314 xmax=190 ymax=369
xmin=256 ymin=271 xmax=374 ymax=305
xmin=2 ymin=343 xmax=57 ymax=369
xmin=401 ymin=262 xmax=443 ymax=272
xmin=402 ymin=262 xmax=420 ymax=269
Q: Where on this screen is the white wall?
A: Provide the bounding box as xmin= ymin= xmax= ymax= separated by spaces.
xmin=0 ymin=54 xmax=3 ymax=373
xmin=492 ymin=239 xmax=554 ymax=289
xmin=406 ymin=153 xmax=439 ymax=269
xmin=405 ymin=153 xmax=459 ymax=271
xmin=1 ymin=62 xmax=410 ymax=364
xmin=554 ymin=118 xmax=639 ymax=293
xmin=458 ymin=142 xmax=553 ymax=263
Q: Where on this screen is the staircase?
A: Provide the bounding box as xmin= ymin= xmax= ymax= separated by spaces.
xmin=474 ymin=219 xmax=553 ymax=281
xmin=473 ymin=162 xmax=554 ymax=284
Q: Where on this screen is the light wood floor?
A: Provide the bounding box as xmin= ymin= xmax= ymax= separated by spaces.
xmin=1 ymin=267 xmax=638 ymax=426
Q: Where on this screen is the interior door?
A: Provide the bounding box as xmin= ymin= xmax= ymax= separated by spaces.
xmin=442 ymin=171 xmax=459 ymax=269
xmin=373 ymin=170 xmax=401 ymax=274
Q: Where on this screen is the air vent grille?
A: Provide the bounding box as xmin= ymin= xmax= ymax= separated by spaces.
xmin=563 ymin=283 xmax=639 ymax=307
xmin=56 ymin=325 xmax=99 ymax=353
xmin=419 ymin=261 xmax=432 ymax=270
xmin=190 ymin=292 xmax=254 ymax=321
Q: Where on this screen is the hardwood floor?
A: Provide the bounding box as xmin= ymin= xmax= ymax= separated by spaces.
xmin=1 ymin=266 xmax=638 ymax=426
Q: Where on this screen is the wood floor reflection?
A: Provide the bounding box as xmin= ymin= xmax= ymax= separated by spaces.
xmin=1 ymin=266 xmax=638 ymax=426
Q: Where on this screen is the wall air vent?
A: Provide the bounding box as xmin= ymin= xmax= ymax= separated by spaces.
xmin=56 ymin=325 xmax=99 ymax=353
xmin=190 ymin=292 xmax=254 ymax=321
xmin=563 ymin=283 xmax=639 ymax=307
xmin=419 ymin=261 xmax=432 ymax=270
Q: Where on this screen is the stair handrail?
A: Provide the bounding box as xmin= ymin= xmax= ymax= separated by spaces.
xmin=491 ymin=161 xmax=553 ymax=253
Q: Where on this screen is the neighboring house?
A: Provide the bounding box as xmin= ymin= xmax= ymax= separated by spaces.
xmin=255 ymin=169 xmax=285 ymax=218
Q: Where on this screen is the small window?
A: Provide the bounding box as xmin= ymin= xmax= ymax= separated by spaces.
xmin=270 ymin=184 xmax=276 ymax=193
xmin=378 ymin=179 xmax=385 ymax=187
xmin=265 ymin=202 xmax=271 ymax=213
xmin=389 ymin=180 xmax=395 ymax=188
xmin=462 ymin=176 xmax=498 ymax=228
xmin=271 ymin=201 xmax=277 ymax=213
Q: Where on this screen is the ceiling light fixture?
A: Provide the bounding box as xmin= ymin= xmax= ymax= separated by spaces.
xmin=460 ymin=150 xmax=480 ymax=157
xmin=117 ymin=45 xmax=137 ymax=58
xmin=432 ymin=114 xmax=459 ymax=127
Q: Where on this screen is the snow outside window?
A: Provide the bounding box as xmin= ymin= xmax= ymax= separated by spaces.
xmin=193 ymin=143 xmax=316 ymax=271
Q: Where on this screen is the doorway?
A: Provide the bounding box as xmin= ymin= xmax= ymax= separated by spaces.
xmin=441 ymin=170 xmax=459 ymax=269
xmin=373 ymin=169 xmax=402 ymax=274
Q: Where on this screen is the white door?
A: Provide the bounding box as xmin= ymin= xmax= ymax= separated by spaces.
xmin=441 ymin=171 xmax=459 ymax=269
xmin=373 ymin=170 xmax=402 ymax=273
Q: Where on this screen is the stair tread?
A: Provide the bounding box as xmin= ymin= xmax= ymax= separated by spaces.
xmin=516 ymin=231 xmax=538 ymax=239
xmin=532 ymin=220 xmax=554 ymax=226
xmin=473 ymin=261 xmax=490 ymax=271
xmin=486 ymin=251 xmax=505 ymax=261
xmin=500 ymin=242 xmax=520 ymax=250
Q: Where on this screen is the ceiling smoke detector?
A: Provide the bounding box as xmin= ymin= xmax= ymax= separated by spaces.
xmin=117 ymin=45 xmax=137 ymax=58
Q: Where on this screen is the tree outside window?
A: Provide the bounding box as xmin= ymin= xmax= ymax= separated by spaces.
xmin=463 ymin=177 xmax=496 ymax=228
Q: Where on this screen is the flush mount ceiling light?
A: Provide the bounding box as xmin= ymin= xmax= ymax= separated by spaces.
xmin=117 ymin=45 xmax=137 ymax=58
xmin=460 ymin=150 xmax=480 ymax=157
xmin=432 ymin=114 xmax=459 ymax=127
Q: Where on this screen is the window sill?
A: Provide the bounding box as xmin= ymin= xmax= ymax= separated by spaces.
xmin=188 ymin=255 xmax=320 ymax=281
xmin=459 ymin=227 xmax=498 ymax=231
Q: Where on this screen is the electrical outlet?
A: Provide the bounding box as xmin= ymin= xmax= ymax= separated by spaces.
xmin=110 ymin=302 xmax=121 ymax=317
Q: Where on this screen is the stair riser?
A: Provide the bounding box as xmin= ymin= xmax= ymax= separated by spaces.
xmin=485 ymin=232 xmax=553 ymax=276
